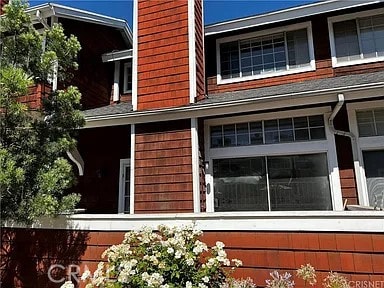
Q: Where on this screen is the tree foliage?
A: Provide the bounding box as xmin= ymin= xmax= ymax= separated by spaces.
xmin=0 ymin=0 xmax=84 ymax=224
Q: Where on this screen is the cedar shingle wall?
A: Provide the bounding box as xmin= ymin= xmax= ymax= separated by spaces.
xmin=2 ymin=228 xmax=383 ymax=288
xmin=205 ymin=14 xmax=384 ymax=96
xmin=135 ymin=120 xmax=193 ymax=213
xmin=137 ymin=0 xmax=190 ymax=110
xmin=195 ymin=0 xmax=205 ymax=101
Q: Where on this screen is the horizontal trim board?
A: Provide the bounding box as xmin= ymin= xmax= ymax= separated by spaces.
xmin=8 ymin=211 xmax=384 ymax=232
xmin=84 ymin=84 xmax=384 ymax=128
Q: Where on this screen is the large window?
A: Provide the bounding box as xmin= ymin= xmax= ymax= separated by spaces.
xmin=329 ymin=9 xmax=384 ymax=66
xmin=205 ymin=107 xmax=343 ymax=213
xmin=217 ymin=23 xmax=315 ymax=84
xmin=347 ymin=101 xmax=384 ymax=208
xmin=213 ymin=154 xmax=332 ymax=212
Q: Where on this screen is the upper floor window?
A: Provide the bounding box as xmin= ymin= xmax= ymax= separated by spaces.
xmin=123 ymin=62 xmax=132 ymax=93
xmin=329 ymin=9 xmax=384 ymax=67
xmin=216 ymin=22 xmax=315 ymax=84
xmin=356 ymin=108 xmax=384 ymax=137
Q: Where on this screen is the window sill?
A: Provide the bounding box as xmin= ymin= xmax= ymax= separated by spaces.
xmin=217 ymin=65 xmax=315 ymax=85
xmin=332 ymin=57 xmax=384 ymax=68
xmin=6 ymin=211 xmax=384 ymax=232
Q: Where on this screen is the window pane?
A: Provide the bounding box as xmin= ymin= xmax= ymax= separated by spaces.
xmin=286 ymin=28 xmax=310 ymax=68
xmin=211 ymin=126 xmax=223 ymax=148
xmin=295 ymin=129 xmax=310 ymax=141
xmin=213 ymin=158 xmax=268 ymax=211
xmin=250 ymin=122 xmax=263 ymax=144
xmin=268 ymin=154 xmax=332 ymax=211
xmin=236 ymin=123 xmax=249 ymax=146
xmin=357 ymin=110 xmax=376 ymax=137
xmin=363 ymin=150 xmax=384 ymax=207
xmin=374 ymin=109 xmax=384 ymax=136
xmin=220 ymin=41 xmax=240 ymax=79
xmin=333 ymin=20 xmax=360 ymax=62
xmin=223 ymin=124 xmax=236 ymax=146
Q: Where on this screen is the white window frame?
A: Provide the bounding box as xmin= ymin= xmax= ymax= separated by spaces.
xmin=118 ymin=158 xmax=131 ymax=213
xmin=123 ymin=62 xmax=132 ymax=94
xmin=204 ymin=107 xmax=343 ymax=212
xmin=347 ymin=100 xmax=384 ymax=207
xmin=216 ymin=22 xmax=316 ymax=85
xmin=328 ymin=8 xmax=384 ymax=68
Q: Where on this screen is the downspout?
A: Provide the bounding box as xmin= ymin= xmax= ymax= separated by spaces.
xmin=328 ymin=93 xmax=358 ymax=161
xmin=328 ymin=93 xmax=363 ymax=207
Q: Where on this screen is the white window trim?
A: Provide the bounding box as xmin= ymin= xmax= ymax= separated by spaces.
xmin=328 ymin=7 xmax=384 ymax=68
xmin=204 ymin=107 xmax=343 ymax=213
xmin=118 ymin=158 xmax=131 ymax=214
xmin=347 ymin=100 xmax=384 ymax=207
xmin=123 ymin=62 xmax=132 ymax=94
xmin=216 ymin=21 xmax=316 ymax=85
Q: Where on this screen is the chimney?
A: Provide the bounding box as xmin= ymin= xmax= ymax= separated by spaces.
xmin=131 ymin=0 xmax=205 ymax=214
xmin=133 ymin=0 xmax=205 ymax=111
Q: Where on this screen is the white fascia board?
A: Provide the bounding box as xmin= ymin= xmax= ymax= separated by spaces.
xmin=102 ymin=49 xmax=133 ymax=63
xmin=7 ymin=211 xmax=384 ymax=232
xmin=26 ymin=3 xmax=133 ymax=45
xmin=83 ymin=82 xmax=384 ymax=128
xmin=205 ymin=0 xmax=384 ymax=36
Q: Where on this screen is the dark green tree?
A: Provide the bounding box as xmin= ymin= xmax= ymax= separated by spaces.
xmin=0 ymin=0 xmax=84 ymax=224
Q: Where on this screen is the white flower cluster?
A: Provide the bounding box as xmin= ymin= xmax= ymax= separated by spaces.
xmin=266 ymin=271 xmax=295 ymax=288
xmin=77 ymin=225 xmax=242 ymax=288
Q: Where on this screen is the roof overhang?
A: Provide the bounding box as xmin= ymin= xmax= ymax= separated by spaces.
xmin=102 ymin=49 xmax=133 ymax=63
xmin=83 ymin=82 xmax=384 ymax=128
xmin=205 ymin=0 xmax=384 ymax=36
xmin=26 ymin=3 xmax=132 ymax=45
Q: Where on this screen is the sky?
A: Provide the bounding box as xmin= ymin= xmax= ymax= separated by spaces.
xmin=28 ymin=0 xmax=320 ymax=27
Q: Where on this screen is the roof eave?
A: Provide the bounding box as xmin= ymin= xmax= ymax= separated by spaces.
xmin=205 ymin=0 xmax=384 ymax=36
xmin=26 ymin=3 xmax=133 ymax=45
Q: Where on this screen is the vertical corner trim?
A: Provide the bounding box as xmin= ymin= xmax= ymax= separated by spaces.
xmin=191 ymin=118 xmax=200 ymax=213
xmin=188 ymin=0 xmax=197 ymax=104
xmin=132 ymin=0 xmax=139 ymax=111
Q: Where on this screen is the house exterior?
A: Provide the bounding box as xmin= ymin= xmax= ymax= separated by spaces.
xmin=1 ymin=0 xmax=384 ymax=287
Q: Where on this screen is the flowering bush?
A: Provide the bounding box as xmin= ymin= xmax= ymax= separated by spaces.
xmin=81 ymin=225 xmax=242 ymax=288
xmin=296 ymin=264 xmax=317 ymax=286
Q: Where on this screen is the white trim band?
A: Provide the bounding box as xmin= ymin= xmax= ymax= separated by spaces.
xmin=9 ymin=211 xmax=384 ymax=232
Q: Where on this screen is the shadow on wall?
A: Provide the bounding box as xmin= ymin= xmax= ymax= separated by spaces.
xmin=1 ymin=227 xmax=89 ymax=288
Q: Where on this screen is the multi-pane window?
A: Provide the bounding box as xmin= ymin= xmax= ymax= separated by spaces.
xmin=220 ymin=28 xmax=311 ymax=80
xmin=356 ymin=108 xmax=384 ymax=137
xmin=213 ymin=153 xmax=332 ymax=212
xmin=332 ymin=14 xmax=384 ymax=63
xmin=119 ymin=159 xmax=130 ymax=213
xmin=210 ymin=115 xmax=325 ymax=148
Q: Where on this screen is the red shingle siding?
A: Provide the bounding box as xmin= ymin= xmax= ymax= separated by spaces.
xmin=134 ymin=120 xmax=194 ymax=213
xmin=2 ymin=228 xmax=383 ymax=288
xmin=17 ymin=83 xmax=51 ymax=110
xmin=195 ymin=0 xmax=205 ymax=101
xmin=137 ymin=0 xmax=191 ymax=110
xmin=206 ymin=14 xmax=384 ymax=96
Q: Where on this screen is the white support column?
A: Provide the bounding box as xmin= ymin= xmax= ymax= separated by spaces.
xmin=132 ymin=0 xmax=138 ymax=111
xmin=113 ymin=61 xmax=120 ymax=102
xmin=130 ymin=124 xmax=136 ymax=214
xmin=191 ymin=118 xmax=201 ymax=213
